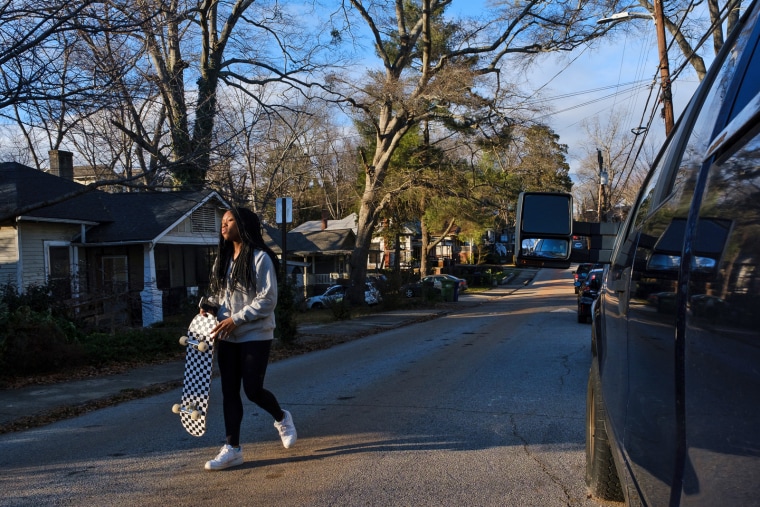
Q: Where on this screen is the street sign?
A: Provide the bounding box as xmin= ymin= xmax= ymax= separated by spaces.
xmin=276 ymin=197 xmax=292 ymax=224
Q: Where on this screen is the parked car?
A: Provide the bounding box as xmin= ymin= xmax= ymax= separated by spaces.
xmin=366 ymin=273 xmax=388 ymax=292
xmin=576 ymin=268 xmax=603 ymax=323
xmin=573 ymin=263 xmax=595 ymax=294
xmin=304 ymin=283 xmax=381 ymax=309
xmin=304 ymin=284 xmax=345 ymax=309
xmin=572 ymin=237 xmax=588 ymax=250
xmin=401 ymin=279 xmax=440 ymax=298
xmin=646 ymin=291 xmax=677 ymax=314
xmin=421 ymin=274 xmax=468 ymax=292
xmin=365 ymin=282 xmax=382 ymax=305
xmin=517 ymin=3 xmax=760 ymax=504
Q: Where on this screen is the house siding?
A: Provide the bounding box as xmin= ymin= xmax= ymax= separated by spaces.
xmin=0 ymin=226 xmax=20 ymax=286
xmin=18 ymin=222 xmax=80 ymax=289
xmin=162 ymin=203 xmax=221 ymax=245
xmin=5 ymin=165 xmax=228 ymax=326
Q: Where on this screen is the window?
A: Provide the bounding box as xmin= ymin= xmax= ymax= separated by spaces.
xmin=47 ymin=244 xmax=72 ymax=299
xmin=102 ymin=256 xmax=128 ymax=293
xmin=666 ymin=4 xmax=760 ymax=205
xmin=191 ymin=206 xmax=218 ymax=233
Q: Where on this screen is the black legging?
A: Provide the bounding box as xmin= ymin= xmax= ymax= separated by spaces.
xmin=216 ymin=339 xmax=284 ymax=447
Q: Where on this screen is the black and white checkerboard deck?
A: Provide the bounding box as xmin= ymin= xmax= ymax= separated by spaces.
xmin=178 ymin=313 xmax=216 ymax=437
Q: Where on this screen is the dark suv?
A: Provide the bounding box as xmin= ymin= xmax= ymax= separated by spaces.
xmin=584 ymin=2 xmax=760 ymax=505
xmin=573 ymin=263 xmax=595 ymax=294
xmin=515 ymin=2 xmax=760 ymax=504
xmin=576 ymin=268 xmax=603 ymax=323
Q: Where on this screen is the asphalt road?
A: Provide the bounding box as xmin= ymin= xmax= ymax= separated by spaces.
xmin=0 ymin=268 xmax=621 ymax=507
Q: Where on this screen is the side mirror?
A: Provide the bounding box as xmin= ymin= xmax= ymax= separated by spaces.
xmin=514 ymin=192 xmax=573 ymax=268
xmin=514 ymin=192 xmax=622 ymax=268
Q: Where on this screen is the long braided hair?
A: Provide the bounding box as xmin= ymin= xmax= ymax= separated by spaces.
xmin=209 ymin=207 xmax=280 ymax=295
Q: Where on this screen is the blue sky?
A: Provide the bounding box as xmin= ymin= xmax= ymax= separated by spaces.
xmin=521 ymin=37 xmax=703 ymax=175
xmin=520 ymin=30 xmax=704 ymax=175
xmin=445 ymin=0 xmax=709 ymax=176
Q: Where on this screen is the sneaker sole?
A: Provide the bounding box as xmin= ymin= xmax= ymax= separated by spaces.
xmin=204 ymin=456 xmax=244 ymax=471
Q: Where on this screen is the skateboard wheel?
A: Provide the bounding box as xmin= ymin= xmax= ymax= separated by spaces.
xmin=179 ymin=336 xmax=189 ymax=346
xmin=191 ymin=410 xmax=201 ymax=421
xmin=197 ymin=341 xmax=209 ymax=352
xmin=172 ymin=404 xmax=181 ymax=414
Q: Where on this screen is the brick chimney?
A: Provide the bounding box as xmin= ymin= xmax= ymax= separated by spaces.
xmin=49 ymin=150 xmax=74 ymax=180
xmin=321 ymin=209 xmax=329 ymax=230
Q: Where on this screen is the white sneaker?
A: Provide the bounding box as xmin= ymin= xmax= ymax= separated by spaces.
xmin=204 ymin=444 xmax=243 ymax=471
xmin=274 ymin=410 xmax=297 ymax=449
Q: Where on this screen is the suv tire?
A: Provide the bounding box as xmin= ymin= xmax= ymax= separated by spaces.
xmin=586 ymin=362 xmax=624 ymax=502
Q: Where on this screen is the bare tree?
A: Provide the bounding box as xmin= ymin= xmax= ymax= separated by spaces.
xmin=575 ymin=111 xmax=651 ymax=222
xmin=304 ymin=120 xmax=363 ymax=223
xmin=211 ymin=86 xmax=362 ymax=225
xmin=102 ymin=0 xmax=338 ymax=189
xmin=2 ymin=0 xmax=339 ymax=192
xmin=0 ymin=1 xmax=107 ymax=110
xmin=0 ymin=2 xmax=146 ymax=171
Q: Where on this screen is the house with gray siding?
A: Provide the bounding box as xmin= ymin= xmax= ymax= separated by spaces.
xmin=1 ymin=153 xmax=228 ymax=327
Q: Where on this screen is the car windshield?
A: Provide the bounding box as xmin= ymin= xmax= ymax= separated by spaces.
xmin=534 ymin=239 xmax=568 ymax=258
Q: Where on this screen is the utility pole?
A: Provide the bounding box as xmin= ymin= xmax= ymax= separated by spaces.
xmin=597 ymin=3 xmax=674 ymax=136
xmin=653 ymin=0 xmax=675 ymax=136
xmin=597 ymin=149 xmax=608 ymax=222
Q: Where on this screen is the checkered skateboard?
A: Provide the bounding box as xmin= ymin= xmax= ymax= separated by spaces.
xmin=172 ymin=313 xmax=217 ymax=436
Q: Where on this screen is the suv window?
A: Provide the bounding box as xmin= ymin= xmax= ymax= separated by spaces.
xmin=666 ymin=10 xmax=760 ymax=206
xmin=727 ymin=22 xmax=760 ymax=122
xmin=620 ymin=1 xmax=760 ymax=288
xmin=628 ymin=5 xmax=760 ymax=233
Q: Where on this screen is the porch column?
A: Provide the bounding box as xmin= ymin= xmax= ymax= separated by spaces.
xmin=140 ymin=245 xmax=164 ymax=327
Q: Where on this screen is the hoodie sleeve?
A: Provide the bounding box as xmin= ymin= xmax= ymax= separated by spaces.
xmin=230 ymin=250 xmax=277 ymax=325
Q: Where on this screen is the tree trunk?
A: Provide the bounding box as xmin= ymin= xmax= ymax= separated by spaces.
xmin=347 ymin=202 xmax=375 ymax=304
xmin=347 ymin=103 xmax=413 ymax=304
xmin=420 ymin=220 xmax=430 ymax=277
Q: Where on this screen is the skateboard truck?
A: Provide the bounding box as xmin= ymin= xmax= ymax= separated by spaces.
xmin=179 ymin=335 xmax=210 ymax=352
xmin=172 ymin=402 xmax=204 ymax=421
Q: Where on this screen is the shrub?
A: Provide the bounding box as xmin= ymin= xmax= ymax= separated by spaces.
xmin=0 ymin=281 xmax=68 ymax=317
xmin=78 ymin=327 xmax=181 ymax=365
xmin=330 ymin=298 xmax=352 ymax=320
xmin=0 ymin=306 xmax=86 ymax=375
xmin=422 ymin=285 xmax=443 ymax=302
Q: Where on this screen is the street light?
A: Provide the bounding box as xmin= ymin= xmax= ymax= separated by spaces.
xmin=597 ymin=11 xmax=653 ymax=23
xmin=597 ymin=1 xmax=674 ymax=136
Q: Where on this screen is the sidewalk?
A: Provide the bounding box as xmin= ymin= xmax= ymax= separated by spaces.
xmin=0 ymin=269 xmax=538 ymax=432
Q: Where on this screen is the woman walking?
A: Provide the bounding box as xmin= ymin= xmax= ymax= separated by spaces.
xmin=201 ymin=206 xmax=296 ymax=471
